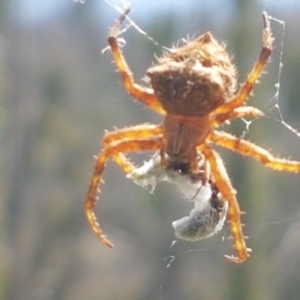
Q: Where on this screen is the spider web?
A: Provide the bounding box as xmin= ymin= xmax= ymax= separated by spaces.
xmin=241 ymin=14 xmax=300 ymax=139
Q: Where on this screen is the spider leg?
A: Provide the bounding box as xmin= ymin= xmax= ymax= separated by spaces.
xmin=213 ymin=11 xmax=273 ymax=115
xmin=199 ymin=145 xmax=250 ymax=263
xmin=85 ymin=134 xmax=163 ymax=248
xmin=103 ymin=124 xmax=163 ymax=146
xmin=103 ymin=124 xmax=163 ymax=188
xmin=211 ymin=106 xmax=264 ymax=127
xmin=210 ymin=130 xmax=300 ymax=172
xmin=108 ymin=8 xmax=166 ymax=115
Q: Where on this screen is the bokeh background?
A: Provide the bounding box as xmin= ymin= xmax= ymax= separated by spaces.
xmin=2 ymin=0 xmax=300 ymax=299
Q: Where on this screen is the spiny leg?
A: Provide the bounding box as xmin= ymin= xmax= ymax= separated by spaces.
xmin=213 ymin=11 xmax=273 ymax=115
xmin=103 ymin=124 xmax=163 ymax=146
xmin=211 ymin=106 xmax=264 ymax=128
xmin=210 ymin=130 xmax=300 ymax=172
xmin=108 ymin=8 xmax=166 ymax=115
xmin=200 ymin=145 xmax=250 ymax=263
xmin=85 ymin=137 xmax=163 ymax=248
xmin=85 ymin=150 xmax=133 ymax=248
xmin=103 ymin=125 xmax=163 ymax=183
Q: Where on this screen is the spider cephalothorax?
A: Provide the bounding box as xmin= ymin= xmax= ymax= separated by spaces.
xmin=85 ymin=8 xmax=300 ymax=263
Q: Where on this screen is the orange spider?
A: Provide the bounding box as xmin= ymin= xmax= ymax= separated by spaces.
xmin=85 ymin=8 xmax=300 ymax=263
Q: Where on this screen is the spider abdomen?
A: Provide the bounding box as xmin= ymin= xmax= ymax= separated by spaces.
xmin=147 ymin=32 xmax=237 ymax=117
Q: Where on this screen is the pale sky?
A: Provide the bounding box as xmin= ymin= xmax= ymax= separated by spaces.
xmin=10 ymin=0 xmax=292 ymax=25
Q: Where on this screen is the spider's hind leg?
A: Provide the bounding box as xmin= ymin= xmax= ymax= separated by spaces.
xmin=108 ymin=8 xmax=166 ymax=115
xmin=213 ymin=11 xmax=273 ymax=116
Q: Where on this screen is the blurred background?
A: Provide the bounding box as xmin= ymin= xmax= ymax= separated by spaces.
xmin=2 ymin=0 xmax=300 ymax=299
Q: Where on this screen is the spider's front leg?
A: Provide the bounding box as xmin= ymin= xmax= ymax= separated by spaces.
xmin=207 ymin=129 xmax=300 ymax=262
xmin=200 ymin=145 xmax=251 ymax=263
xmin=108 ymin=8 xmax=166 ymax=115
xmin=85 ymin=126 xmax=163 ymax=248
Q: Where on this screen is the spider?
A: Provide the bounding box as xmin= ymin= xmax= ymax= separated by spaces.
xmin=85 ymin=8 xmax=300 ymax=263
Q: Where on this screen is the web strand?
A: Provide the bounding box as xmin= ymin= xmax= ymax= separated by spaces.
xmin=104 ymin=0 xmax=170 ymax=52
xmin=262 ymin=15 xmax=300 ymax=138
